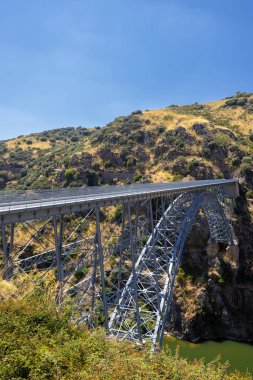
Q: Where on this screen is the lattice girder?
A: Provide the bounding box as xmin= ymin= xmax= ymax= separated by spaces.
xmin=108 ymin=191 xmax=236 ymax=349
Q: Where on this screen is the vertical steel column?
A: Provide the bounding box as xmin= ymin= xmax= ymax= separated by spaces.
xmin=95 ymin=207 xmax=109 ymax=331
xmin=161 ymin=197 xmax=169 ymax=273
xmin=2 ymin=225 xmax=10 ymax=280
xmin=117 ymin=204 xmax=126 ymax=304
xmin=127 ymin=202 xmax=142 ymax=342
xmin=91 ymin=239 xmax=98 ymax=314
xmin=155 ymin=196 xmax=159 ymax=224
xmin=149 ymin=198 xmax=160 ymax=312
xmin=9 ymin=224 xmax=15 ymax=255
xmin=53 ymin=216 xmax=64 ymax=282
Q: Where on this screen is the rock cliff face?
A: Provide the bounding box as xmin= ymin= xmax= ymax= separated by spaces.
xmin=169 ymin=190 xmax=253 ymax=343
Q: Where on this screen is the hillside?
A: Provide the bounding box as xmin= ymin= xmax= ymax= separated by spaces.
xmin=1 ymin=91 xmax=253 ymax=192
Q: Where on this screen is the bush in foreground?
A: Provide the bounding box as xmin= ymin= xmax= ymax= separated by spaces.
xmin=0 ymin=290 xmax=251 ymax=380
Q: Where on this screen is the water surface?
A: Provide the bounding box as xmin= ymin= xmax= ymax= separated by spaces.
xmin=163 ymin=335 xmax=253 ymax=374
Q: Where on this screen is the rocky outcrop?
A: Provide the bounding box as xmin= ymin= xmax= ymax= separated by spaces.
xmin=168 ymin=195 xmax=253 ymax=343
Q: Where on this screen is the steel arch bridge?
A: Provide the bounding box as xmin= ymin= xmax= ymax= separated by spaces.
xmin=0 ymin=179 xmax=239 ymax=349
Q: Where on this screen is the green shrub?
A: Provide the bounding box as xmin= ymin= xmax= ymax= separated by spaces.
xmin=126 ymin=157 xmax=136 ymax=167
xmin=231 ymin=157 xmax=241 ymax=166
xmin=131 ymin=109 xmax=142 ymax=115
xmin=229 ymin=144 xmax=240 ymax=153
xmin=246 ymin=189 xmax=253 ymax=198
xmin=157 ymin=125 xmax=166 ymax=134
xmin=64 ymin=169 xmax=75 ymax=185
xmin=104 ymin=160 xmax=112 ymax=168
xmin=202 ymin=147 xmax=211 ymax=158
xmin=113 ymin=204 xmax=123 ymax=222
xmin=133 ymin=173 xmax=142 ymax=182
xmin=213 ymin=133 xmax=231 ymax=147
xmin=172 ymin=174 xmax=184 ymax=181
xmin=177 ymin=267 xmax=186 ymax=284
xmin=242 ymin=156 xmax=252 ymax=164
xmin=240 ymin=162 xmax=252 ymax=175
xmin=187 ymin=159 xmax=199 ymax=172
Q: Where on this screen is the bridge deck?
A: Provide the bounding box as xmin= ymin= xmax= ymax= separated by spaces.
xmin=0 ymin=179 xmax=238 ymax=224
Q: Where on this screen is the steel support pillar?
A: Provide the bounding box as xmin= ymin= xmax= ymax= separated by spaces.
xmin=53 ymin=216 xmax=64 ymax=282
xmin=127 ymin=202 xmax=142 ymax=343
xmin=117 ymin=204 xmax=126 ymax=304
xmin=149 ymin=198 xmax=160 ymax=312
xmin=95 ymin=207 xmax=109 ymax=331
xmin=1 ymin=224 xmax=14 ymax=280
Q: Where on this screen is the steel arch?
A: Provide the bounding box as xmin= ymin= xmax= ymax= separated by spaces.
xmin=108 ymin=191 xmax=236 ymax=349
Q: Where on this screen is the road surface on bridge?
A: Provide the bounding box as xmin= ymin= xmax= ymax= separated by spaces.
xmin=0 ymin=179 xmax=238 ymax=224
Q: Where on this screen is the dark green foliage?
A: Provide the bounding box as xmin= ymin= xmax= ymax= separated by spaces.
xmin=104 ymin=160 xmax=112 ymax=168
xmin=113 ymin=204 xmax=123 ymax=222
xmin=64 ymin=169 xmax=75 ymax=185
xmin=240 ymin=162 xmax=252 ymax=175
xmin=157 ymin=125 xmax=166 ymax=134
xmin=164 ymin=130 xmax=185 ymax=148
xmin=222 ymin=93 xmax=253 ymax=113
xmin=173 ymin=103 xmax=205 ymax=116
xmin=229 ymin=144 xmax=240 ymax=153
xmin=131 ymin=109 xmax=142 ymax=115
xmin=187 ymin=159 xmax=199 ymax=172
xmin=202 ymin=147 xmax=211 ymax=158
xmin=232 ymin=157 xmax=241 ymax=166
xmin=242 ymin=156 xmax=252 ymax=165
xmin=246 ymin=189 xmax=253 ymax=198
xmin=223 ymin=98 xmax=248 ymax=108
xmin=126 ymin=157 xmax=137 ymax=167
xmin=131 ymin=130 xmax=145 ymax=143
xmin=133 ymin=173 xmax=142 ymax=182
xmin=91 ymin=114 xmax=144 ymax=147
xmin=171 ymin=157 xmax=187 ymax=176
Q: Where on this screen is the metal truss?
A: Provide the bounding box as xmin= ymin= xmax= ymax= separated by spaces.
xmin=108 ymin=191 xmax=237 ymax=349
xmin=0 ymin=185 xmax=238 ymax=351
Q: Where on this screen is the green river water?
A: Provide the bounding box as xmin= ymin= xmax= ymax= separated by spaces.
xmin=163 ymin=336 xmax=253 ymax=375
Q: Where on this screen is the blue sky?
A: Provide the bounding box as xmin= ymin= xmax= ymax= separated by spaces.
xmin=0 ymin=0 xmax=253 ymax=140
